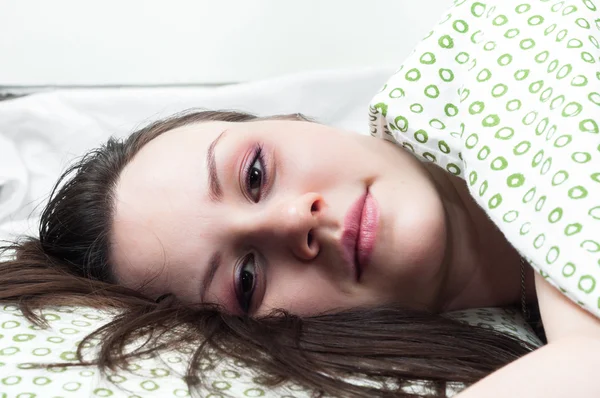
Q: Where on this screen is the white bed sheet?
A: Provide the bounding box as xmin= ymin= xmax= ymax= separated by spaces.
xmin=0 ymin=67 xmax=393 ymax=241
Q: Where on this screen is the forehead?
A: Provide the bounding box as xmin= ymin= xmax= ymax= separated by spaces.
xmin=132 ymin=120 xmax=227 ymax=165
xmin=109 ymin=121 xmax=228 ymax=293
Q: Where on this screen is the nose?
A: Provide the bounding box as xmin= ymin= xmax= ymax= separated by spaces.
xmin=258 ymin=192 xmax=323 ymax=260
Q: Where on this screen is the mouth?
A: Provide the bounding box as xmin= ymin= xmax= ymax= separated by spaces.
xmin=342 ymin=188 xmax=380 ymax=281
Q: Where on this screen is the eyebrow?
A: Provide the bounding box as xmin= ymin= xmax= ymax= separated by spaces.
xmin=200 ymin=251 xmax=222 ymax=302
xmin=206 ymin=129 xmax=228 ymax=202
xmin=201 ymin=130 xmax=228 ymax=303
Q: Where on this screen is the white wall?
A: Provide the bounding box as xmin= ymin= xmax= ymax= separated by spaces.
xmin=0 ymin=0 xmax=451 ymax=86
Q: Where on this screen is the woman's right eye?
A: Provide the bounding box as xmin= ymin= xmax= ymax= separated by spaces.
xmin=244 ymin=145 xmax=266 ymax=203
xmin=247 ymin=157 xmax=263 ymax=202
xmin=236 ymin=254 xmax=257 ymax=313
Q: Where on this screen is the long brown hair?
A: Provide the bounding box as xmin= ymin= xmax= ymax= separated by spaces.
xmin=0 ymin=110 xmax=536 ymax=397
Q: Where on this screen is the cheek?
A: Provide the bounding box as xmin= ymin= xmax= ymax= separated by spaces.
xmin=260 ymin=267 xmax=350 ymax=316
xmin=360 ymin=140 xmax=447 ymax=278
xmin=395 ymin=193 xmax=446 ymax=264
xmin=276 ymin=131 xmax=367 ymax=183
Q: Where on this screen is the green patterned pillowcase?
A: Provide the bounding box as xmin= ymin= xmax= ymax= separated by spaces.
xmin=0 ymin=305 xmax=541 ymax=397
xmin=369 ymin=0 xmax=600 ymax=319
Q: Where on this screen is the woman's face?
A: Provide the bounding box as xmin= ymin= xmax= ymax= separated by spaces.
xmin=111 ymin=119 xmax=448 ymax=316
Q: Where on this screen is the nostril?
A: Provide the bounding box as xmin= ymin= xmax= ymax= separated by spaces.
xmin=307 ymin=230 xmax=314 ymax=248
xmin=311 ymin=201 xmax=319 ymax=213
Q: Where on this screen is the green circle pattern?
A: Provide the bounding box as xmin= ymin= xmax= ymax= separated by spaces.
xmin=0 ymin=306 xmax=540 ymax=397
xmin=1 ymin=1 xmax=593 ymax=397
xmin=369 ymin=0 xmax=600 ymax=319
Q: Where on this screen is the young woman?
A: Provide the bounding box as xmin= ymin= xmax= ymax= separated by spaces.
xmin=1 ymin=1 xmax=599 ymax=397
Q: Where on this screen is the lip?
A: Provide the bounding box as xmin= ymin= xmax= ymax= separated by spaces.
xmin=341 ymin=188 xmax=380 ymax=281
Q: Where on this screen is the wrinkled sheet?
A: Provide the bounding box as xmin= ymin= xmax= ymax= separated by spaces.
xmin=0 ymin=67 xmax=392 ymax=241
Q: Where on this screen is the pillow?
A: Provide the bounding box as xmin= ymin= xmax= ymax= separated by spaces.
xmin=0 ymin=305 xmax=309 ymax=397
xmin=369 ymin=0 xmax=600 ymax=318
xmin=0 ymin=304 xmax=542 ymax=397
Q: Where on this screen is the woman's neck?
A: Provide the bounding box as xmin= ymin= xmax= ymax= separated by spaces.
xmin=423 ymin=163 xmax=536 ymax=313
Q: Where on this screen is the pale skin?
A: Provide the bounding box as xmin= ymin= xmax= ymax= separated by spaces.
xmin=110 ymin=119 xmax=598 ymax=396
xmin=111 ymin=119 xmax=532 ymax=315
xmin=457 ymin=274 xmax=600 ymax=397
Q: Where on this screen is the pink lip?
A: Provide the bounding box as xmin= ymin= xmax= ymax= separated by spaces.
xmin=342 ymin=189 xmax=379 ymax=281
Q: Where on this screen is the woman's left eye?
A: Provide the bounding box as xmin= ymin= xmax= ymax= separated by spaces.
xmin=246 ymin=147 xmax=265 ymax=202
xmin=236 ymin=253 xmax=257 ymax=314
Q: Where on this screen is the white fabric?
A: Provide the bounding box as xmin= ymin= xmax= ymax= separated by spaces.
xmin=369 ymin=0 xmax=600 ymax=318
xmin=0 ymin=67 xmax=542 ymax=397
xmin=0 ymin=305 xmax=539 ymax=397
xmin=0 ymin=67 xmax=392 ymax=243
xmin=0 ymin=134 xmax=28 ymax=222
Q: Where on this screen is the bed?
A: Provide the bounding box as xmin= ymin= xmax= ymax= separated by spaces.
xmin=0 ymin=66 xmax=543 ymax=398
xmin=0 ymin=0 xmax=545 ymax=395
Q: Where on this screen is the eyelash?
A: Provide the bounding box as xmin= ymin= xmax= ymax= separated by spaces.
xmin=244 ymin=144 xmax=267 ymax=203
xmin=235 ymin=144 xmax=268 ymax=314
xmin=235 ymin=253 xmax=258 ymax=314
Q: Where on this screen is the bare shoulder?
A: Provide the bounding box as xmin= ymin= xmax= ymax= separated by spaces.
xmin=535 ymin=272 xmax=600 ymax=343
